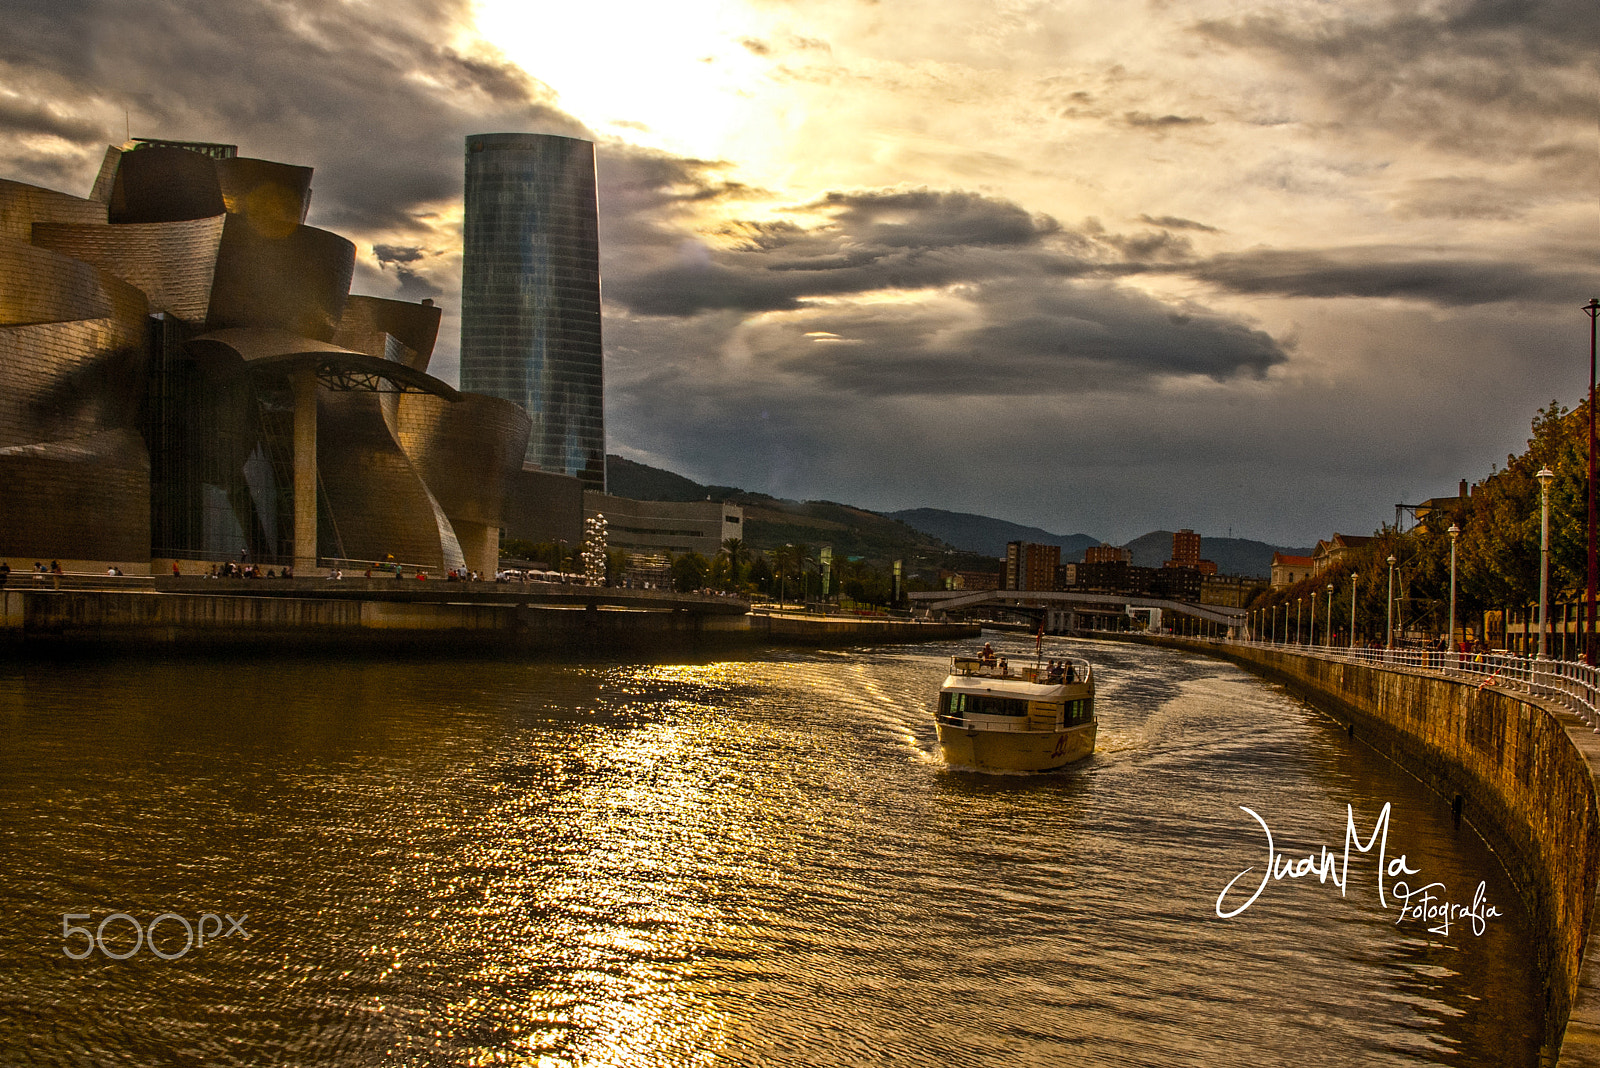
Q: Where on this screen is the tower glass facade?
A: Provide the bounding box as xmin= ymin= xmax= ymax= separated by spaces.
xmin=460 ymin=133 xmax=605 ymax=491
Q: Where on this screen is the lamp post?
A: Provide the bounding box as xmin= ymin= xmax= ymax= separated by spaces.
xmin=1349 ymin=572 xmax=1358 ymax=649
xmin=1297 ymin=598 xmax=1303 ymax=644
xmin=1326 ymin=583 xmax=1334 ymax=647
xmin=1539 ymin=466 xmax=1555 ymax=660
xmin=1310 ymin=592 xmax=1317 ymax=645
xmin=1448 ymin=523 xmax=1461 ymax=652
xmin=1586 ymin=298 xmax=1599 ymax=664
xmin=1386 ymin=554 xmax=1397 ymax=649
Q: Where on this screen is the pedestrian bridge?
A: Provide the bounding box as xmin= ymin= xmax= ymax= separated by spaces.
xmin=909 ymin=587 xmax=1246 ymax=633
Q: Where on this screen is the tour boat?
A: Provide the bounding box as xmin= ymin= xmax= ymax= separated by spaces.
xmin=934 ymin=650 xmax=1096 ymax=772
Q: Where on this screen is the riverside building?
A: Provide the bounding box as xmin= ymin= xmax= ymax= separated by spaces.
xmin=460 ymin=133 xmax=606 ymax=492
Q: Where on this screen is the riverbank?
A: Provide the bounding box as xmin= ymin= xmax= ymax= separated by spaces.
xmin=1114 ymin=633 xmax=1600 ymax=1066
xmin=0 ymin=586 xmax=978 ymax=655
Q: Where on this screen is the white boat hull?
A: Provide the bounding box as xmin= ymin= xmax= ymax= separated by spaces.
xmin=936 ymin=720 xmax=1096 ymax=773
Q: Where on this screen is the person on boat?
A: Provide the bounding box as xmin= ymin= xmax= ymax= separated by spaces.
xmin=998 ymin=656 xmax=1009 ymax=676
xmin=980 ymin=642 xmax=996 ymax=667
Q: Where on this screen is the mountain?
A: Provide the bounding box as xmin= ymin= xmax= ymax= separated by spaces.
xmin=1123 ymin=530 xmax=1313 ymax=578
xmin=605 ymin=455 xmax=1310 ymax=576
xmin=885 ymin=508 xmax=1099 ymax=560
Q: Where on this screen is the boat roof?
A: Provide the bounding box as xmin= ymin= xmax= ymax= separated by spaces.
xmin=940 ymin=675 xmax=1081 ymax=700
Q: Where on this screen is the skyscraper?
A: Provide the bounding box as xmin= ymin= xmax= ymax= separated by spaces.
xmin=460 ymin=133 xmax=606 ymax=491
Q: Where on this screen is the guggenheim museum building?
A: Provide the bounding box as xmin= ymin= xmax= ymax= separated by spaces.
xmin=0 ymin=137 xmax=531 ymax=577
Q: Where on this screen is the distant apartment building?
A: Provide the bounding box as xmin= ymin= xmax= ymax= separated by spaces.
xmin=584 ymin=493 xmax=742 ymax=559
xmin=1004 ymin=541 xmax=1060 ymax=591
xmin=1201 ymin=574 xmax=1259 ymax=608
xmin=941 ymin=569 xmax=1001 ymax=591
xmin=1271 ymin=553 xmax=1315 ymax=589
xmin=1084 ymin=544 xmax=1130 ymax=565
xmin=1164 ymin=528 xmax=1217 ymax=575
xmin=1074 ymin=561 xmax=1201 ymax=602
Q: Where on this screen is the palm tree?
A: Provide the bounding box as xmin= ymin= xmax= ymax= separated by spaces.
xmin=720 ymin=537 xmax=749 ymax=591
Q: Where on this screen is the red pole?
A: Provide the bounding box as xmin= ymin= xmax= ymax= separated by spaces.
xmin=1587 ymin=299 xmax=1599 ymax=664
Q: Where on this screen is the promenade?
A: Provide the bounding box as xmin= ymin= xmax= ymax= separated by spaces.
xmin=0 ymin=573 xmax=977 ymax=653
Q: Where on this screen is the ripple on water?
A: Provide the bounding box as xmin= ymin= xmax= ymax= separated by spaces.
xmin=0 ymin=640 xmax=1544 ymax=1066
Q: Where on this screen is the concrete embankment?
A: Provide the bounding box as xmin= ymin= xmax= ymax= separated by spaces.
xmin=0 ymin=587 xmax=977 ymax=655
xmin=1129 ymin=635 xmax=1600 ymax=1065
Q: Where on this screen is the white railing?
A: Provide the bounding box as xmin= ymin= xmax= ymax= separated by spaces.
xmin=1212 ymin=637 xmax=1600 ymax=733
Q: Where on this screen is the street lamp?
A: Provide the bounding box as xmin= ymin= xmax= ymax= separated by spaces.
xmin=1539 ymin=466 xmax=1555 ymax=659
xmin=1297 ymin=598 xmax=1303 ymax=644
xmin=1448 ymin=523 xmax=1461 ymax=652
xmin=1386 ymin=554 xmax=1397 ymax=649
xmin=1310 ymin=592 xmax=1318 ymax=645
xmin=1349 ymin=572 xmax=1358 ymax=649
xmin=1326 ymin=583 xmax=1334 ymax=647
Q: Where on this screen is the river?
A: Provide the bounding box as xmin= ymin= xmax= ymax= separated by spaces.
xmin=0 ymin=635 xmax=1542 ymax=1066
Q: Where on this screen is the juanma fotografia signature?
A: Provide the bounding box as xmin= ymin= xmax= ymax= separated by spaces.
xmin=1215 ymin=802 xmax=1503 ymax=936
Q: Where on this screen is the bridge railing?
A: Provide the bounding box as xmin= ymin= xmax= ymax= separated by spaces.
xmin=1211 ymin=637 xmax=1600 ymax=733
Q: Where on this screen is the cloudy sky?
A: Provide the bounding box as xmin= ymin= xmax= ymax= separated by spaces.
xmin=3 ymin=0 xmax=1594 ymax=545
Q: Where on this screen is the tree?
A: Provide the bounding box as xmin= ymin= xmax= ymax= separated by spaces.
xmin=720 ymin=537 xmax=749 ymax=590
xmin=671 ymin=552 xmax=710 ymax=593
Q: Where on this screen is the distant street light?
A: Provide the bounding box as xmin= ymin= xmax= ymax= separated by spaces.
xmin=1297 ymin=597 xmax=1303 ymax=644
xmin=1386 ymin=554 xmax=1397 ymax=650
xmin=1586 ymin=298 xmax=1599 ymax=664
xmin=1448 ymin=523 xmax=1461 ymax=651
xmin=1539 ymin=466 xmax=1555 ymax=659
xmin=1310 ymin=592 xmax=1317 ymax=645
xmin=1349 ymin=572 xmax=1358 ymax=649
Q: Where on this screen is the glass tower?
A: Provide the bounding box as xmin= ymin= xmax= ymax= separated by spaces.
xmin=460 ymin=133 xmax=605 ymax=490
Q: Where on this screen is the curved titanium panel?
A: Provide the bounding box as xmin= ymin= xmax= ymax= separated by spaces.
xmin=315 ymin=390 xmax=463 ymax=570
xmin=89 ymin=146 xmax=123 ymax=205
xmin=0 ymin=179 xmax=106 ymax=242
xmin=188 ymin=328 xmax=459 ymax=399
xmin=108 ymin=146 xmax=226 ymax=225
xmin=395 ymin=391 xmax=531 ymax=527
xmin=0 ymin=428 xmax=149 ymax=561
xmin=0 ymin=237 xmax=148 ymax=450
xmin=206 ymin=215 xmax=355 ymax=340
xmin=334 ymin=295 xmax=442 ymax=371
xmin=214 ymin=157 xmax=313 ymax=235
xmin=32 ymin=215 xmax=225 ymax=324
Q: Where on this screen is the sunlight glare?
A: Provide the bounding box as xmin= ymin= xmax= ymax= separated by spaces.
xmin=473 ymin=0 xmax=768 ymax=161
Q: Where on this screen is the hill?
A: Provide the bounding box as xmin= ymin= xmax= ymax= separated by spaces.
xmin=605 ymin=456 xmax=1310 ymax=577
xmin=885 ymin=508 xmax=1099 ymax=560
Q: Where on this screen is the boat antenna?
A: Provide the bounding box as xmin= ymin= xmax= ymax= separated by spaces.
xmin=1035 ymin=618 xmax=1044 ymax=673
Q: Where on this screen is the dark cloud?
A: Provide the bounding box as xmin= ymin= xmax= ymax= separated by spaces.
xmin=1194 ymin=0 xmax=1595 ymax=173
xmin=1139 ymin=214 xmax=1219 ymax=233
xmin=0 ymin=0 xmax=582 ymax=235
xmin=374 ymin=245 xmax=426 ymax=266
xmin=1190 ymin=249 xmax=1587 ymax=307
xmin=1122 ymin=112 xmax=1210 ymax=129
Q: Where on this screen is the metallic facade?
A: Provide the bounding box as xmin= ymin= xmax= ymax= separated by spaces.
xmin=461 ymin=133 xmax=605 ymax=490
xmin=0 ymin=139 xmax=530 ymax=573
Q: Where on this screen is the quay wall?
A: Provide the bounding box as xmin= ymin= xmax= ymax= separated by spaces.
xmin=0 ymin=589 xmax=977 ymax=655
xmin=1139 ymin=636 xmax=1600 ymax=1065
